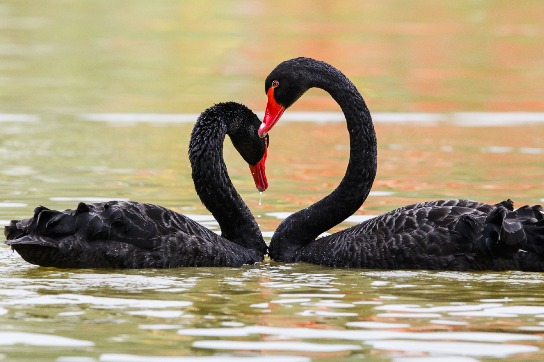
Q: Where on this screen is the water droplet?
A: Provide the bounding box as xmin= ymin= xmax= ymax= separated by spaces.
xmin=259 ymin=192 xmax=263 ymax=206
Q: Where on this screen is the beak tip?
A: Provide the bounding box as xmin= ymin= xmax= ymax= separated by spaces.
xmin=258 ymin=124 xmax=268 ymax=137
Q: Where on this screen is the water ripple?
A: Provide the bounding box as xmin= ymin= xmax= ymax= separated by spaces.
xmin=193 ymin=340 xmax=362 ymax=352
xmin=177 ymin=325 xmax=541 ymax=343
xmin=367 ymin=339 xmax=538 ymax=358
xmin=0 ymin=202 xmax=27 ymax=208
xmin=0 ymin=332 xmax=93 ymax=347
xmin=1 ymin=293 xmax=192 ymax=309
xmin=99 ymin=353 xmax=311 ymax=362
xmin=177 ymin=326 xmax=541 ymax=357
xmin=0 ymin=114 xmax=39 ymax=122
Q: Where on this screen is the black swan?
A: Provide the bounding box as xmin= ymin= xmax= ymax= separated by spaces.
xmin=4 ymin=102 xmax=269 ymax=268
xmin=260 ymin=57 xmax=544 ymax=271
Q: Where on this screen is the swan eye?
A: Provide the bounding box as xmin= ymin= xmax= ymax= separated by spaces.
xmin=271 ymin=80 xmax=279 ymax=88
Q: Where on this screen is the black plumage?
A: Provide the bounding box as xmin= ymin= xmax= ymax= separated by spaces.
xmin=264 ymin=57 xmax=544 ymax=271
xmin=4 ymin=102 xmax=268 ymax=268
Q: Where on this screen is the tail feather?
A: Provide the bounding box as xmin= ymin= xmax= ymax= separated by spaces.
xmin=4 ymin=202 xmax=102 ymax=245
xmin=521 ymin=208 xmax=544 ymax=254
xmin=35 ymin=210 xmax=74 ymax=235
xmin=86 ymin=215 xmax=108 ymax=240
xmin=496 ymin=199 xmax=514 ymax=211
xmin=4 ymin=201 xmax=155 ymax=251
xmin=4 ymin=220 xmax=26 ymax=240
xmin=3 ymin=201 xmax=166 ymax=268
xmin=4 ymin=206 xmax=50 ymax=240
xmin=474 ymin=203 xmax=544 ymax=257
xmin=7 ymin=235 xmax=60 ymax=248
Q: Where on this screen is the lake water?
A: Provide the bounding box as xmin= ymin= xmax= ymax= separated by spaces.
xmin=1 ymin=1 xmax=544 ymax=361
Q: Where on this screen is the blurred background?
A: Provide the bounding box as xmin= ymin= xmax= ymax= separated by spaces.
xmin=2 ymin=4 xmax=544 ymax=361
xmin=2 ymin=0 xmax=544 ymax=115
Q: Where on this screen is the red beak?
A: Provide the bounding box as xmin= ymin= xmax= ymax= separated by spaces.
xmin=248 ymin=141 xmax=268 ymax=192
xmin=258 ymin=87 xmax=285 ymax=137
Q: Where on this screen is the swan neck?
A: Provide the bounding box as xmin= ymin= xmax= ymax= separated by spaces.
xmin=270 ymin=65 xmax=377 ymax=261
xmin=189 ymin=119 xmax=266 ymax=255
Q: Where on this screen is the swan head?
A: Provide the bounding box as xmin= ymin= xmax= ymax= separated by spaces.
xmin=223 ymin=102 xmax=269 ymax=192
xmin=259 ymin=57 xmax=323 ymax=137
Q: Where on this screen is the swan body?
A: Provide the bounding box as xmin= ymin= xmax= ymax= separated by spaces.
xmin=261 ymin=57 xmax=544 ymax=271
xmin=4 ymin=102 xmax=269 ymax=268
xmin=286 ymin=199 xmax=544 ymax=271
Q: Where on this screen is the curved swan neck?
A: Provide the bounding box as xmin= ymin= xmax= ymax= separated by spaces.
xmin=189 ymin=110 xmax=266 ymax=255
xmin=270 ymin=59 xmax=377 ymax=261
